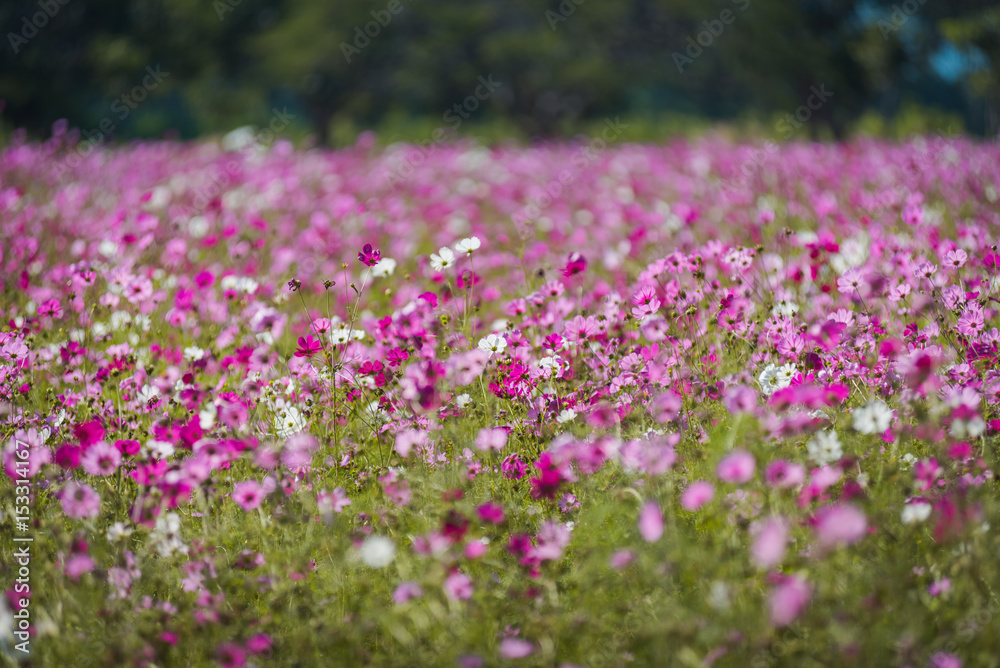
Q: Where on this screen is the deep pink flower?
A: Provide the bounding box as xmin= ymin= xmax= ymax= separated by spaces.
xmin=294 ymin=335 xmax=322 ymax=358
xmin=562 ymin=252 xmax=587 ymax=277
xmin=216 ymin=642 xmax=247 ymax=668
xmin=477 ymin=502 xmax=505 ymax=524
xmin=358 ymin=243 xmax=381 ymax=267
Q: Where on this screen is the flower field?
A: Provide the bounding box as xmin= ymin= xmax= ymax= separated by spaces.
xmin=2 ymin=133 xmax=1000 ymax=667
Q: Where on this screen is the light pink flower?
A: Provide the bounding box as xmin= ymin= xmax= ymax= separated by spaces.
xmin=717 ymin=450 xmax=755 ymax=484
xmin=475 ymin=427 xmax=508 ymax=452
xmin=770 ymin=575 xmax=811 ymax=626
xmin=232 ymin=481 xmax=266 ymax=511
xmin=80 ymin=441 xmax=122 ymax=476
xmin=638 ymin=501 xmax=663 ymax=542
xmin=681 ymin=481 xmax=714 ymax=510
xmin=61 ymin=481 xmax=101 ymax=519
xmin=499 ymin=638 xmax=534 ymax=660
xmin=813 ymin=504 xmax=867 ymax=548
xmin=750 ymin=517 xmax=789 ymax=569
xmin=444 ymin=571 xmax=473 ymax=600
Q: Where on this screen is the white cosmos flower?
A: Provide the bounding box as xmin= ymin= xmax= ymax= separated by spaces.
xmin=853 ymin=400 xmax=893 ymax=434
xmin=274 ymin=405 xmax=306 ymax=438
xmin=359 ymin=536 xmax=396 ymax=568
xmin=758 ymin=363 xmax=796 ymax=396
xmin=330 ymin=329 xmax=353 ymax=345
xmin=106 ymin=522 xmax=133 ymax=543
xmin=145 ymin=440 xmax=175 ymax=459
xmin=556 ymin=409 xmax=577 ymax=423
xmin=184 ymin=346 xmax=205 ymax=362
xmin=806 ymin=430 xmax=843 ymax=465
xmin=371 ymin=258 xmax=396 ymax=277
xmin=455 ymin=393 xmax=472 ymax=408
xmin=478 ymin=334 xmax=507 ymax=357
xmin=430 ymin=247 xmax=456 ymax=271
xmin=901 ymin=501 xmax=932 ymax=525
xmin=454 ymin=236 xmax=481 ymax=256
xmin=137 ymin=384 xmax=160 ymax=404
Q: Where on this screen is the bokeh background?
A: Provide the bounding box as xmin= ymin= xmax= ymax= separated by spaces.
xmin=1 ymin=0 xmax=997 ymax=145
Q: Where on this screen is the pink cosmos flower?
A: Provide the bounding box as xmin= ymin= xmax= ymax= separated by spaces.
xmin=610 ymin=549 xmax=636 ymax=570
xmin=232 ymin=481 xmax=266 ymax=511
xmin=813 ymin=503 xmax=867 ymax=548
xmin=638 ymin=501 xmax=664 ymax=542
xmin=317 ymin=487 xmax=351 ymax=514
xmin=64 ymin=553 xmax=96 ymax=579
xmin=61 ymin=481 xmax=101 ymax=519
xmin=750 ymin=517 xmax=789 ymax=569
xmin=499 ymin=638 xmax=534 ymax=660
xmin=393 ymin=581 xmax=424 ymax=604
xmin=716 ymin=450 xmax=755 ymax=484
xmin=929 ymin=652 xmax=962 ymax=668
xmin=836 ymin=268 xmax=864 ymax=295
xmin=681 ymin=481 xmax=715 ymax=510
xmin=246 ymin=634 xmax=272 ymax=654
xmin=80 ymin=440 xmax=122 ymax=476
xmin=765 ymin=460 xmax=806 ymax=488
xmin=216 ymin=642 xmax=247 ymax=668
xmin=475 ymin=427 xmax=508 ymax=452
xmin=444 ymin=571 xmax=473 ymax=600
xmin=648 ymin=391 xmax=682 ymax=422
xmin=769 ymin=575 xmax=811 ymax=626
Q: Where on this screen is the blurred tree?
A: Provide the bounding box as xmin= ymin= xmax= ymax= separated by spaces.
xmin=0 ymin=0 xmax=995 ymax=141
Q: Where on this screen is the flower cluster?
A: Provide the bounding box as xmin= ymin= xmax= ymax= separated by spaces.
xmin=0 ymin=134 xmax=997 ymax=667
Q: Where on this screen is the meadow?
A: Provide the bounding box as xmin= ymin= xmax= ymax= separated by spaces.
xmin=1 ymin=131 xmax=999 ymax=667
